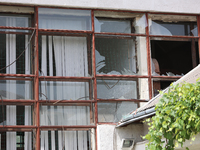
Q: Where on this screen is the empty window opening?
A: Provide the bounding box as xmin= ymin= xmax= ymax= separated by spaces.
xmin=151 ymin=40 xmax=199 ymax=76
xmin=153 ymin=80 xmax=174 ymax=96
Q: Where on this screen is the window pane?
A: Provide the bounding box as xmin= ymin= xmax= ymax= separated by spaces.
xmin=97 ymin=80 xmax=137 ymax=99
xmin=41 ymin=130 xmax=92 ymax=150
xmin=0 ymin=105 xmax=32 ymax=126
xmin=40 ymin=105 xmax=94 ymax=126
xmin=38 ymin=8 xmax=91 ymax=30
xmin=39 ymin=35 xmax=91 ymax=77
xmin=0 ymin=79 xmax=33 ymax=100
xmin=39 ymin=81 xmax=90 ymax=100
xmin=0 ymin=131 xmax=33 ymax=149
xmin=0 ymin=33 xmax=33 ymax=74
xmin=97 ymin=79 xmax=149 ymax=100
xmin=94 ymin=11 xmax=146 ymax=34
xmin=95 ymin=36 xmax=147 ymax=75
xmin=149 ymin=14 xmax=197 ymax=36
xmin=95 ymin=18 xmax=131 ymax=33
xmin=0 ymin=15 xmax=31 ymax=27
xmin=98 ymin=102 xmax=137 ymax=122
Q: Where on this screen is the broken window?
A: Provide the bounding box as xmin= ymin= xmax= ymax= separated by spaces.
xmin=95 ymin=11 xmax=149 ymax=123
xmin=149 ymin=14 xmax=197 ymax=36
xmin=97 ymin=78 xmax=149 ymax=100
xmin=95 ymin=37 xmax=137 ymax=75
xmin=97 ymin=79 xmax=138 ymax=99
xmin=95 ymin=11 xmax=148 ymax=76
xmin=149 ymin=14 xmax=199 ymax=96
xmin=151 ymin=39 xmax=199 ymax=76
xmin=98 ymin=102 xmax=137 ymax=122
xmin=95 ymin=36 xmax=147 ymax=75
xmin=1 ymin=5 xmax=200 ymax=149
xmin=97 ymin=78 xmax=149 ymax=122
xmin=94 ymin=11 xmax=147 ymax=34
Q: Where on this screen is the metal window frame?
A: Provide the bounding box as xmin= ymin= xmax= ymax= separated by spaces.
xmin=0 ymin=4 xmax=199 ymax=150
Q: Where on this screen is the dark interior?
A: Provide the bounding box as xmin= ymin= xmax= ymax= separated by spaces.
xmin=151 ymin=40 xmax=199 ymax=76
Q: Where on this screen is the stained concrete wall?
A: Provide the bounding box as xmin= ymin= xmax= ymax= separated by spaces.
xmin=133 ymin=134 xmax=200 ymax=150
xmin=97 ymin=124 xmax=148 ymax=150
xmin=0 ymin=0 xmax=200 ymax=14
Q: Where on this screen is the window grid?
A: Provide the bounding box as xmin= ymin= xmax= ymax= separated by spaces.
xmin=0 ymin=6 xmax=199 ymax=150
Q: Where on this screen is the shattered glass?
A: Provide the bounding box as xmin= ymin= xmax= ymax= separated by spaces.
xmin=149 ymin=14 xmax=197 ymax=36
xmin=98 ymin=102 xmax=137 ymax=122
xmin=97 ymin=79 xmax=137 ymax=99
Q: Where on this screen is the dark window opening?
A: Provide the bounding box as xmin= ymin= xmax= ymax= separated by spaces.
xmin=0 ymin=105 xmax=6 ymax=125
xmin=16 ymin=35 xmax=25 ymax=74
xmin=0 ymin=34 xmax=6 ymax=74
xmin=17 ymin=106 xmax=25 ymax=125
xmin=153 ymin=80 xmax=174 ymax=96
xmin=0 ymin=132 xmax=6 ymax=150
xmin=16 ymin=132 xmax=25 ymax=150
xmin=151 ymin=40 xmax=199 ymax=76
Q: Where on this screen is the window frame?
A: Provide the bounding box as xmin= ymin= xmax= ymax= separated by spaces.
xmin=0 ymin=5 xmax=199 ymax=150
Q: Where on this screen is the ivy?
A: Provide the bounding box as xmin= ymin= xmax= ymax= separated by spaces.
xmin=144 ymin=81 xmax=200 ymax=150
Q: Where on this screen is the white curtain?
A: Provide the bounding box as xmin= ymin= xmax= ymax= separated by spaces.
xmin=6 ymin=17 xmax=17 ymax=150
xmin=40 ymin=35 xmax=90 ymax=150
xmin=3 ymin=16 xmax=32 ymax=150
xmin=24 ymin=26 xmax=32 ymax=150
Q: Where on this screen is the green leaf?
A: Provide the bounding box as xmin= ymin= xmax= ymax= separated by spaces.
xmin=192 ymin=137 xmax=195 ymax=141
xmin=178 ymin=138 xmax=183 ymax=142
xmin=144 ymin=81 xmax=200 ymax=150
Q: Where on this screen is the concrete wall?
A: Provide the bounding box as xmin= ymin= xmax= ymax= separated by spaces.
xmin=97 ymin=124 xmax=148 ymax=150
xmin=133 ymin=134 xmax=200 ymax=150
xmin=0 ymin=0 xmax=200 ymax=14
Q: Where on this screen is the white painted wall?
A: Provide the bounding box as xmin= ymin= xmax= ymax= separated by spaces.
xmin=1 ymin=0 xmax=200 ymax=14
xmin=97 ymin=124 xmax=147 ymax=150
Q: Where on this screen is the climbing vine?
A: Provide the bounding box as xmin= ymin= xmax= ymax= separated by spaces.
xmin=144 ymin=81 xmax=200 ymax=150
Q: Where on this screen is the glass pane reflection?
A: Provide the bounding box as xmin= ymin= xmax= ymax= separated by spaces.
xmin=39 ymin=8 xmax=91 ymax=30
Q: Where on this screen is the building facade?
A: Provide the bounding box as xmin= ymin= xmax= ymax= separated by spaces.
xmin=0 ymin=0 xmax=200 ymax=150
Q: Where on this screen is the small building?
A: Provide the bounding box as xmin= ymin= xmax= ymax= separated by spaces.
xmin=0 ymin=0 xmax=199 ymax=150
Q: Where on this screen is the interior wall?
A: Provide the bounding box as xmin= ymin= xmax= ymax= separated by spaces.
xmin=0 ymin=0 xmax=200 ymax=14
